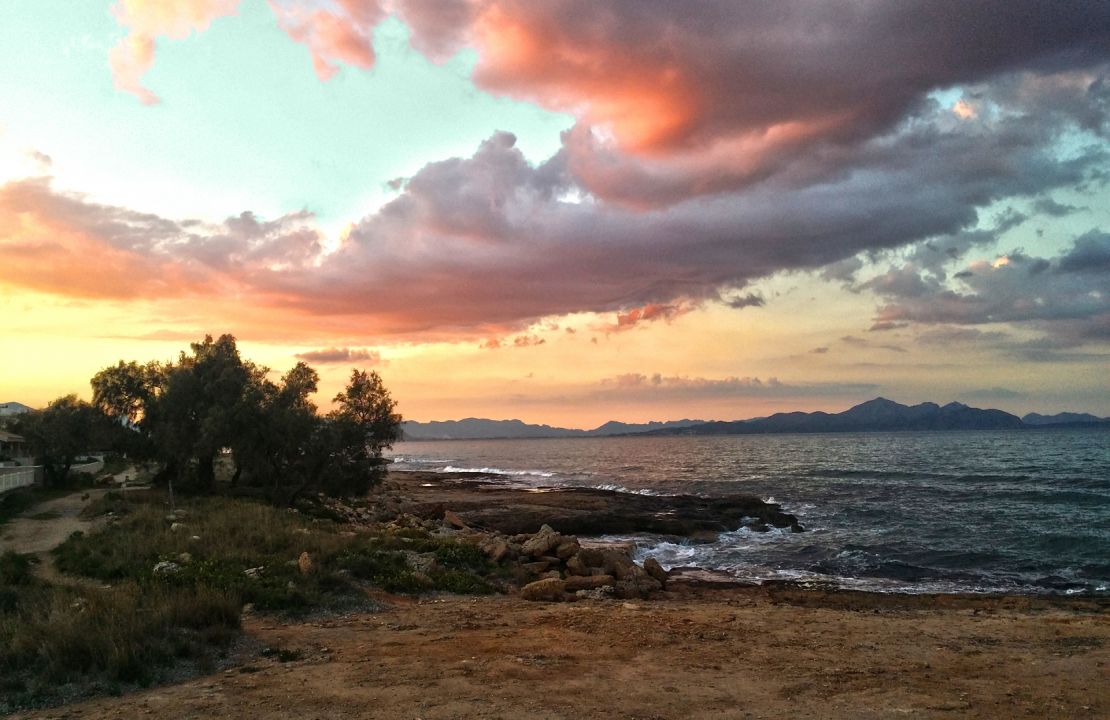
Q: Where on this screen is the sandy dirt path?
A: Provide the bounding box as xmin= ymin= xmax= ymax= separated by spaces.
xmin=0 ymin=489 xmax=108 ymax=582
xmin=0 ymin=490 xmax=106 ymax=555
xmin=10 ymin=588 xmax=1107 ymax=720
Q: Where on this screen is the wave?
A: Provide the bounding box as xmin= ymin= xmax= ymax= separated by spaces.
xmin=439 ymin=465 xmax=555 ymax=478
xmin=590 ymin=483 xmax=662 ymax=496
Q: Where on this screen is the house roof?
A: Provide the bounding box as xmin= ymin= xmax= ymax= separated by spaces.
xmin=0 ymin=430 xmax=25 ymax=443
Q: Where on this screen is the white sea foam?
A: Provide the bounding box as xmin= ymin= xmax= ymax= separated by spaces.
xmin=439 ymin=465 xmax=555 ymax=478
xmin=591 ymin=483 xmax=661 ymax=496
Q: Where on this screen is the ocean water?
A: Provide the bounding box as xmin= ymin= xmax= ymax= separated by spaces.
xmin=387 ymin=430 xmax=1110 ymax=595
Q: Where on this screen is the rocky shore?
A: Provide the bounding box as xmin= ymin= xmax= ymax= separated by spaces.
xmin=314 ymin=469 xmax=804 ymax=602
xmin=373 ymin=470 xmax=803 ymax=536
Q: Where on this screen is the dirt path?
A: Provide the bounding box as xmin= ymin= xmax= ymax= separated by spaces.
xmin=0 ymin=489 xmax=107 ymax=580
xmin=10 ymin=588 xmax=1107 ymax=720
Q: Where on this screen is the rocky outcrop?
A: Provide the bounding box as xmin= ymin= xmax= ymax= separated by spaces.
xmin=391 ymin=472 xmax=803 ymax=536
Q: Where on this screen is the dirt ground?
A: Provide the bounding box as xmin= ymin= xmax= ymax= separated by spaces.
xmin=0 ymin=490 xmax=109 ymax=584
xmin=10 ymin=585 xmax=1107 ymax=720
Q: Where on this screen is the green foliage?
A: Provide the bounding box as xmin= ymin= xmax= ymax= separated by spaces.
xmin=89 ymin=334 xmax=403 ymax=505
xmin=56 ymin=495 xmax=497 ymax=605
xmin=14 ymin=396 xmax=118 ymax=488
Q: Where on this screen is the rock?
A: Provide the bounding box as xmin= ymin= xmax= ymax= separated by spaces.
xmin=538 ymin=570 xmax=563 ymax=580
xmin=152 ymin=561 xmax=180 ymax=576
xmin=600 ymin=549 xmax=639 ymax=580
xmin=444 ymin=509 xmax=469 ymax=530
xmin=565 ymin=554 xmax=588 ymax=576
xmin=575 ymin=586 xmax=614 ymax=601
xmin=479 ymin=537 xmax=511 ymax=563
xmin=564 ymin=574 xmax=616 ymax=592
xmin=521 ymin=560 xmax=551 ymax=575
xmin=612 ymin=580 xmax=641 ymax=599
xmin=170 ymin=522 xmax=186 ymax=533
xmin=298 ymin=551 xmax=314 ymax=575
xmin=403 ymin=551 xmax=440 ymax=574
xmin=520 ymin=578 xmax=566 ymax=602
xmin=189 ymin=535 xmax=201 ymax=542
xmin=521 ymin=524 xmax=562 ymax=557
xmin=643 ymin=557 xmax=668 ymax=587
xmin=177 ymin=552 xmax=193 ymax=565
xmin=575 ymin=547 xmax=607 ymax=566
xmin=539 ymin=555 xmax=562 ymax=566
xmin=554 ymin=538 xmax=581 ymax=560
xmin=244 ymin=566 xmax=265 ymax=579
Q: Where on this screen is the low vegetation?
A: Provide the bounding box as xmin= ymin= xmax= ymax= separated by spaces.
xmin=1 ymin=491 xmax=495 ymax=712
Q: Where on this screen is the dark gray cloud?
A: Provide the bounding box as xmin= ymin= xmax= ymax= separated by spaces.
xmin=4 ymin=3 xmax=1110 ymax=344
xmin=872 ymin=232 xmax=1110 ymax=344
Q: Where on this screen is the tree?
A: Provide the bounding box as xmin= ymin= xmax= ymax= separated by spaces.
xmin=16 ymin=396 xmax=116 ymax=487
xmin=88 ymin=336 xmax=403 ymax=505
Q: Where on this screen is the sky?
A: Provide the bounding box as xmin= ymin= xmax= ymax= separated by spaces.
xmin=1 ymin=0 xmax=1109 ymax=428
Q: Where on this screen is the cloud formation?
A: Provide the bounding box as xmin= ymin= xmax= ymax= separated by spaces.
xmin=269 ymin=0 xmax=385 ymax=80
xmin=14 ymin=2 xmax=1108 ymax=348
xmin=295 ymin=346 xmax=381 ymax=364
xmin=871 ymin=232 xmax=1110 ymax=345
xmin=110 ymin=0 xmax=241 ymax=104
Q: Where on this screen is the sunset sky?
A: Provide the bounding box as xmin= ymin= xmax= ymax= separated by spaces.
xmin=2 ymin=1 xmax=1109 ymax=427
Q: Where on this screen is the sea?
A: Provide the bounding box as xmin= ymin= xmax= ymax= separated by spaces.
xmin=386 ymin=430 xmax=1110 ymax=595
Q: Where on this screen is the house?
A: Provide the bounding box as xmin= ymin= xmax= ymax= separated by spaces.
xmin=0 ymin=429 xmax=28 ymax=465
xmin=0 ymin=401 xmax=33 ymax=417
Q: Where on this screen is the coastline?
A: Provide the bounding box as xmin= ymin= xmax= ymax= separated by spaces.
xmin=7 ymin=469 xmax=1108 ymax=719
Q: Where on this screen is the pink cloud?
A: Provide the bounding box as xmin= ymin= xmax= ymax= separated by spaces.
xmin=109 ymin=0 xmax=241 ymax=104
xmin=269 ymin=0 xmax=385 ymax=81
xmin=598 ymin=302 xmax=695 ymax=334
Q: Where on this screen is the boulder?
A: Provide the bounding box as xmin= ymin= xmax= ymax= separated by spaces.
xmin=521 ymin=560 xmax=551 ymax=575
xmin=479 ymin=537 xmax=510 ymax=563
xmin=244 ymin=566 xmax=265 ymax=579
xmin=564 ymin=554 xmax=589 ymax=576
xmin=600 ymin=550 xmax=639 ymax=580
xmin=520 ymin=578 xmax=567 ymax=602
xmin=643 ymin=557 xmax=668 ymax=587
xmin=564 ymin=574 xmax=616 ymax=592
xmin=177 ymin=552 xmax=193 ymax=565
xmin=443 ymin=509 xmax=469 ymax=530
xmin=152 ymin=560 xmax=180 ymax=576
xmin=575 ymin=547 xmax=607 ymax=566
xmin=298 ymin=551 xmax=315 ymax=575
xmin=575 ymin=587 xmax=614 ymax=601
xmin=555 ymin=538 xmax=581 ymax=560
xmin=521 ymin=524 xmax=562 ymax=557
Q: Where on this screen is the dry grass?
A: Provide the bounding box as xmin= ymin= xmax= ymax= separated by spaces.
xmin=2 ymin=491 xmax=496 ymax=712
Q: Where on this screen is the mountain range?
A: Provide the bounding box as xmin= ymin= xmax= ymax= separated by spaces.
xmin=400 ymin=418 xmax=706 ymax=440
xmin=401 ymin=398 xmax=1109 ymax=440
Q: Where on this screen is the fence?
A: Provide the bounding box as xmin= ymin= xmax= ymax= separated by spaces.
xmin=0 ymin=466 xmax=38 ymax=494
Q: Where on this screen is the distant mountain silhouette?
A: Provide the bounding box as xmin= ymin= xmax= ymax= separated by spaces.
xmin=400 ymin=418 xmax=706 ymax=440
xmin=1022 ymin=412 xmax=1110 ymax=427
xmin=640 ymin=397 xmax=1025 ymax=436
xmin=401 ymin=399 xmax=1109 ymax=440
